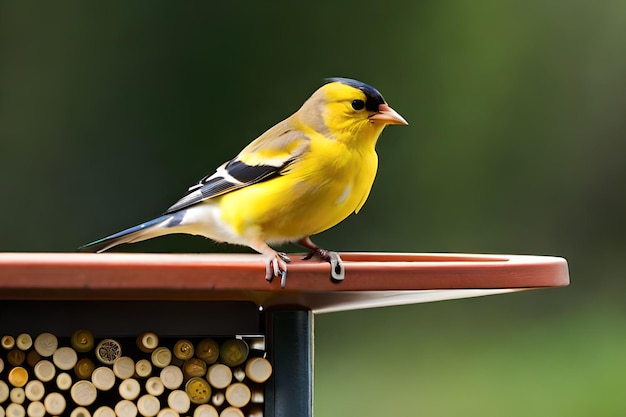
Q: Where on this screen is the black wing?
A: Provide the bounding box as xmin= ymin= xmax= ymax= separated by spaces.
xmin=164 ymin=158 xmax=292 ymax=214
xmin=165 ymin=126 xmax=311 ymax=214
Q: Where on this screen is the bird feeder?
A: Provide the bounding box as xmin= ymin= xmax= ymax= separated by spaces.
xmin=0 ymin=252 xmax=569 ymax=417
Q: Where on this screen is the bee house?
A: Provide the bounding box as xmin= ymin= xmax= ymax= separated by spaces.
xmin=0 ymin=252 xmax=569 ymax=417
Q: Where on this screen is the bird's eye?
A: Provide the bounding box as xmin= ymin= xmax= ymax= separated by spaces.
xmin=351 ymin=99 xmax=365 ymax=110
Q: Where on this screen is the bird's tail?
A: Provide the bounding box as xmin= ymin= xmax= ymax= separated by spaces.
xmin=78 ymin=213 xmax=184 ymax=253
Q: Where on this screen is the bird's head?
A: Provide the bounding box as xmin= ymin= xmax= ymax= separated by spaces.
xmin=296 ymin=77 xmax=408 ymax=145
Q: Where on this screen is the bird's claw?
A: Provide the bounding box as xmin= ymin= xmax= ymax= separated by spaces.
xmin=278 ymin=252 xmax=291 ymax=264
xmin=265 ymin=252 xmax=291 ymax=288
xmin=302 ymin=249 xmax=345 ymax=282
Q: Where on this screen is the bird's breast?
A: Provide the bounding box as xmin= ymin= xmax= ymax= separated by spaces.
xmin=219 ymin=141 xmax=378 ymax=241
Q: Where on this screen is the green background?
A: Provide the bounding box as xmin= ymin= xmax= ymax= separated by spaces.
xmin=2 ymin=1 xmax=625 ymax=415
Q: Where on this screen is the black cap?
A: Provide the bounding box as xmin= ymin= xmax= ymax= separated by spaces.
xmin=324 ymin=77 xmax=385 ymax=112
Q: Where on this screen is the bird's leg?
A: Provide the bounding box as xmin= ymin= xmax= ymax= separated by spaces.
xmin=298 ymin=236 xmax=345 ymax=282
xmin=248 ymin=240 xmax=291 ymax=288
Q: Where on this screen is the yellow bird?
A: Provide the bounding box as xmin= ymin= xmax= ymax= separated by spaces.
xmin=80 ymin=77 xmax=407 ymax=286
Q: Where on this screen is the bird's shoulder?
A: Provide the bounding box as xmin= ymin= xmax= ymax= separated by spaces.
xmin=236 ymin=119 xmax=311 ymax=166
xmin=165 ymin=120 xmax=312 ymax=214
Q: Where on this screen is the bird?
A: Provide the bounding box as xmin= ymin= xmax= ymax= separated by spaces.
xmin=79 ymin=77 xmax=408 ymax=287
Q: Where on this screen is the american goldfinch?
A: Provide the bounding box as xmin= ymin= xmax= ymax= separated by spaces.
xmin=80 ymin=77 xmax=407 ymax=287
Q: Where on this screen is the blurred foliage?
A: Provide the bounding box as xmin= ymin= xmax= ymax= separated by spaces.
xmin=1 ymin=0 xmax=625 ymax=415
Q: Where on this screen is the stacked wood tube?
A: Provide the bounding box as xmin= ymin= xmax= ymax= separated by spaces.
xmin=0 ymin=331 xmax=272 ymax=417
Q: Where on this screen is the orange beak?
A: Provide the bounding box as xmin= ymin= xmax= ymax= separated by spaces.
xmin=369 ymin=103 xmax=408 ymax=125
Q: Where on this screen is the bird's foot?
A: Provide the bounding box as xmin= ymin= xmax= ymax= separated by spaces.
xmin=265 ymin=252 xmax=291 ymax=288
xmin=302 ymin=248 xmax=345 ymax=282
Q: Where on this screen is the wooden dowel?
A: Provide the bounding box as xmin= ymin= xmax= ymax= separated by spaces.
xmin=137 ymin=394 xmax=160 ymax=417
xmin=33 ymin=333 xmax=57 ymax=357
xmin=249 ymin=388 xmax=264 ymax=404
xmin=0 ymin=380 xmax=10 ymax=403
xmin=193 ymin=404 xmax=219 ymax=417
xmin=6 ymin=403 xmax=26 ymax=417
xmin=135 ymin=359 xmax=152 ymax=378
xmin=173 ymin=339 xmax=194 ymax=361
xmin=232 ymin=367 xmax=245 ymax=383
xmin=53 ymin=347 xmax=78 ymax=371
xmin=56 ymin=372 xmax=72 ymax=391
xmin=7 ymin=348 xmax=25 ymax=367
xmin=43 ymin=392 xmax=66 ymax=416
xmin=93 ymin=406 xmax=116 ymax=417
xmin=195 ymin=339 xmax=219 ymax=364
xmin=33 ymin=360 xmax=55 ymax=382
xmin=16 ymin=333 xmax=32 ymax=351
xmin=91 ymin=366 xmax=115 ymax=391
xmin=145 ymin=376 xmax=165 ymax=397
xmin=219 ymin=406 xmax=244 ymax=417
xmin=114 ymin=399 xmax=138 ymax=417
xmin=211 ymin=391 xmax=225 ymax=408
xmin=136 ymin=332 xmax=159 ymax=353
xmin=71 ymin=329 xmax=94 ymax=353
xmin=26 ymin=401 xmax=45 ymax=417
xmin=183 ymin=358 xmax=207 ymax=380
xmin=24 ymin=380 xmax=45 ymax=402
xmin=118 ymin=378 xmax=141 ymax=401
xmin=245 ymin=406 xmax=263 ymax=417
xmin=95 ymin=339 xmax=122 ymax=365
xmin=225 ymin=383 xmax=250 ymax=408
xmin=156 ymin=408 xmax=179 ymax=417
xmin=206 ymin=364 xmax=232 ymax=389
xmin=8 ymin=367 xmax=28 ymax=388
xmin=10 ymin=386 xmax=26 ymax=403
xmin=185 ymin=377 xmax=211 ymax=405
xmin=245 ymin=358 xmax=272 ymax=383
xmin=167 ymin=389 xmax=191 ymax=414
xmin=75 ymin=358 xmax=96 ymax=380
xmin=2 ymin=335 xmax=15 ymax=350
xmin=151 ymin=347 xmax=172 ymax=368
xmin=113 ymin=356 xmax=135 ymax=380
xmin=219 ymin=339 xmax=249 ymax=367
xmin=70 ymin=380 xmax=97 ymax=407
xmin=70 ymin=406 xmax=92 ymax=417
xmin=26 ymin=351 xmax=41 ymax=368
xmin=160 ymin=365 xmax=183 ymax=390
